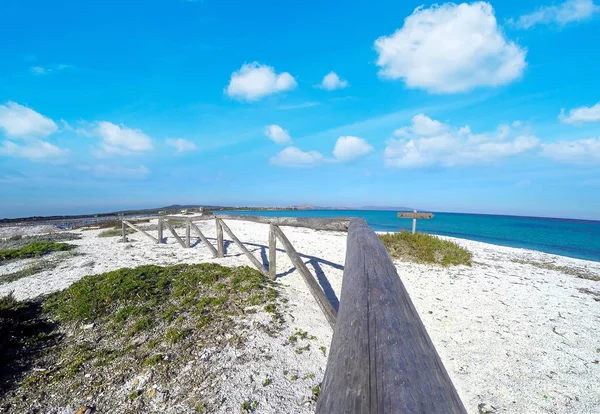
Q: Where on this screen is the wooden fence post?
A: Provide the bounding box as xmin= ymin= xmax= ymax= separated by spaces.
xmin=269 ymin=223 xmax=277 ymax=280
xmin=216 ymin=217 xmax=224 ymax=258
xmin=412 ymin=209 xmax=417 ymax=234
xmin=185 ymin=219 xmax=191 ymax=248
xmin=273 ymin=225 xmax=337 ymax=328
xmin=157 ymin=218 xmax=163 ymax=244
xmin=121 ymin=221 xmax=127 ymax=242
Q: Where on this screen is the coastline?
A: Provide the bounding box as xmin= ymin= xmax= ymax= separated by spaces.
xmin=1 ymin=220 xmax=600 ymax=413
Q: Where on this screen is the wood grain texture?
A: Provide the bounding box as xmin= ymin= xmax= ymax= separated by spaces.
xmin=157 ymin=218 xmax=163 ymax=244
xmin=163 ymin=220 xmax=186 ymax=248
xmin=272 ymin=225 xmax=337 ymax=328
xmin=195 ymin=214 xmax=350 ymax=231
xmin=188 ymin=221 xmax=218 ymax=257
xmin=215 ymin=218 xmax=224 ymax=258
xmin=269 ymin=224 xmax=277 ymax=280
xmin=397 ymin=211 xmax=434 ymax=219
xmin=219 ymin=219 xmax=269 ymax=277
xmin=316 ymin=218 xmax=466 ymax=414
xmin=122 ymin=220 xmax=158 ymax=244
xmin=185 ymin=220 xmax=191 ymax=248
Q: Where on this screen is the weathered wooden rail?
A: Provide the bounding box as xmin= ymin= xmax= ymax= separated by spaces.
xmin=316 ymin=218 xmax=465 ymax=413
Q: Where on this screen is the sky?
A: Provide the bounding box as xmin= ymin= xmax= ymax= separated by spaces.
xmin=1 ymin=0 xmax=600 ymax=220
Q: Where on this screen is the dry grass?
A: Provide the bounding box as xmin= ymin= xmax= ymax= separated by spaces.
xmin=379 ymin=230 xmax=472 ymax=266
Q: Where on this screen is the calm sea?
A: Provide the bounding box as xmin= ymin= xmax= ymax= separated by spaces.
xmin=214 ymin=210 xmax=600 ymax=263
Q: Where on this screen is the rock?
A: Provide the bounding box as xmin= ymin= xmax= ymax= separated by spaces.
xmin=478 ymin=402 xmax=497 ymax=413
xmin=82 ymin=323 xmax=94 ymax=330
xmin=74 ymin=406 xmax=95 ymax=414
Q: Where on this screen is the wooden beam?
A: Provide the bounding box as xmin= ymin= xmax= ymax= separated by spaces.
xmin=157 ymin=218 xmax=163 ymax=244
xmin=397 ymin=211 xmax=434 ymax=219
xmin=272 ymin=225 xmax=337 ymax=328
xmin=215 ymin=217 xmax=224 ymax=258
xmin=269 ymin=223 xmax=276 ymax=280
xmin=195 ymin=214 xmax=350 ymax=232
xmin=188 ymin=221 xmax=218 ymax=257
xmin=316 ymin=218 xmax=466 ymax=414
xmin=163 ymin=220 xmax=186 ymax=248
xmin=122 ymin=220 xmax=158 ymax=244
xmin=121 ymin=221 xmax=127 ymax=242
xmin=219 ymin=219 xmax=269 ymax=277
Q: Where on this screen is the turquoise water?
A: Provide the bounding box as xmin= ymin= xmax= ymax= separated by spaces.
xmin=214 ymin=210 xmax=600 ymax=262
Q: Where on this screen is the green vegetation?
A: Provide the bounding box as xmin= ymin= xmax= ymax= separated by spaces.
xmin=262 ymin=378 xmax=271 ymax=386
xmin=98 ymin=228 xmax=128 ymax=238
xmin=379 ymin=230 xmax=472 ymax=266
xmin=0 ymin=241 xmax=76 ymax=263
xmin=1 ymin=263 xmax=282 ymax=412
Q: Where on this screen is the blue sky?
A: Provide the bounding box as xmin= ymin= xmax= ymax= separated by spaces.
xmin=1 ymin=0 xmax=600 ymax=219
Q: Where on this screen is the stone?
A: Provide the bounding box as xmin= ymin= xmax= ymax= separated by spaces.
xmin=478 ymin=402 xmax=497 ymax=413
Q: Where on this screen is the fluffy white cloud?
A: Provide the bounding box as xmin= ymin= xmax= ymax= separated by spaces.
xmin=226 ymin=62 xmax=297 ymax=101
xmin=29 ymin=64 xmax=72 ymax=75
xmin=542 ymin=138 xmax=600 ymax=165
xmin=165 ymin=138 xmax=196 ymax=153
xmin=384 ymin=114 xmax=539 ymax=168
xmin=0 ymin=101 xmax=58 ymax=138
xmin=374 ymin=2 xmax=526 ymax=93
xmin=269 ymin=146 xmax=324 ymax=168
xmin=333 ymin=136 xmax=373 ymax=161
xmin=91 ymin=121 xmax=153 ymax=156
xmin=0 ymin=140 xmax=66 ymax=162
xmin=510 ymin=0 xmax=599 ymax=29
xmin=559 ymin=102 xmax=600 ymax=124
xmin=320 ymin=72 xmax=348 ymax=90
xmin=264 ymin=124 xmax=292 ymax=145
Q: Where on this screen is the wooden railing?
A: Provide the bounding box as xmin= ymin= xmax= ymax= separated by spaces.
xmin=316 ymin=218 xmax=466 ymax=413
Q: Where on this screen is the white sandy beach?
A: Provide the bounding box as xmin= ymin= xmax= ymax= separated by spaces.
xmin=1 ymin=218 xmax=599 ymax=413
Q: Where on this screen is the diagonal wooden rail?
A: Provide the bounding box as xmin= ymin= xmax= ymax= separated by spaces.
xmin=316 ymin=218 xmax=466 ymax=413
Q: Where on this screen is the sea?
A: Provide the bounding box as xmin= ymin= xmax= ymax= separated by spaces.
xmin=214 ymin=210 xmax=600 ymax=263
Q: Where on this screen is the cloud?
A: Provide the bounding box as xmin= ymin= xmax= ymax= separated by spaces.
xmin=0 ymin=101 xmax=58 ymax=138
xmin=333 ymin=136 xmax=373 ymax=161
xmin=88 ymin=121 xmax=153 ymax=156
xmin=558 ymin=102 xmax=600 ymax=124
xmin=0 ymin=140 xmax=67 ymax=162
xmin=29 ymin=64 xmax=73 ymax=75
xmin=374 ymin=2 xmax=526 ymax=93
xmin=165 ymin=138 xmax=196 ymax=153
xmin=225 ymin=62 xmax=297 ymax=101
xmin=80 ymin=164 xmax=151 ymax=179
xmin=542 ymin=137 xmax=600 ymax=165
xmin=319 ymin=72 xmax=348 ymax=90
xmin=269 ymin=147 xmax=324 ymax=168
xmin=509 ymin=0 xmax=599 ymax=29
xmin=384 ymin=114 xmax=540 ymax=168
xmin=264 ymin=124 xmax=292 ymax=145
xmin=277 ymin=101 xmax=320 ymax=110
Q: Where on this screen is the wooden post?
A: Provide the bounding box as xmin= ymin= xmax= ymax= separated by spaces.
xmin=157 ymin=218 xmax=163 ymax=244
xmin=316 ymin=218 xmax=466 ymax=413
xmin=216 ymin=217 xmax=224 ymax=258
xmin=273 ymin=225 xmax=337 ymax=328
xmin=163 ymin=220 xmax=185 ymax=247
xmin=185 ymin=219 xmax=191 ymax=248
xmin=189 ymin=221 xmax=218 ymax=257
xmin=123 ymin=220 xmax=158 ymax=243
xmin=412 ymin=209 xmax=417 ymax=234
xmin=219 ymin=220 xmax=269 ymax=277
xmin=121 ymin=221 xmax=127 ymax=242
xmin=269 ymin=224 xmax=277 ymax=280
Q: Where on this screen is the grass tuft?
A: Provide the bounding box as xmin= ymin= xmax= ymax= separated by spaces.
xmin=0 ymin=241 xmax=76 ymax=263
xmin=379 ymin=230 xmax=472 ymax=266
